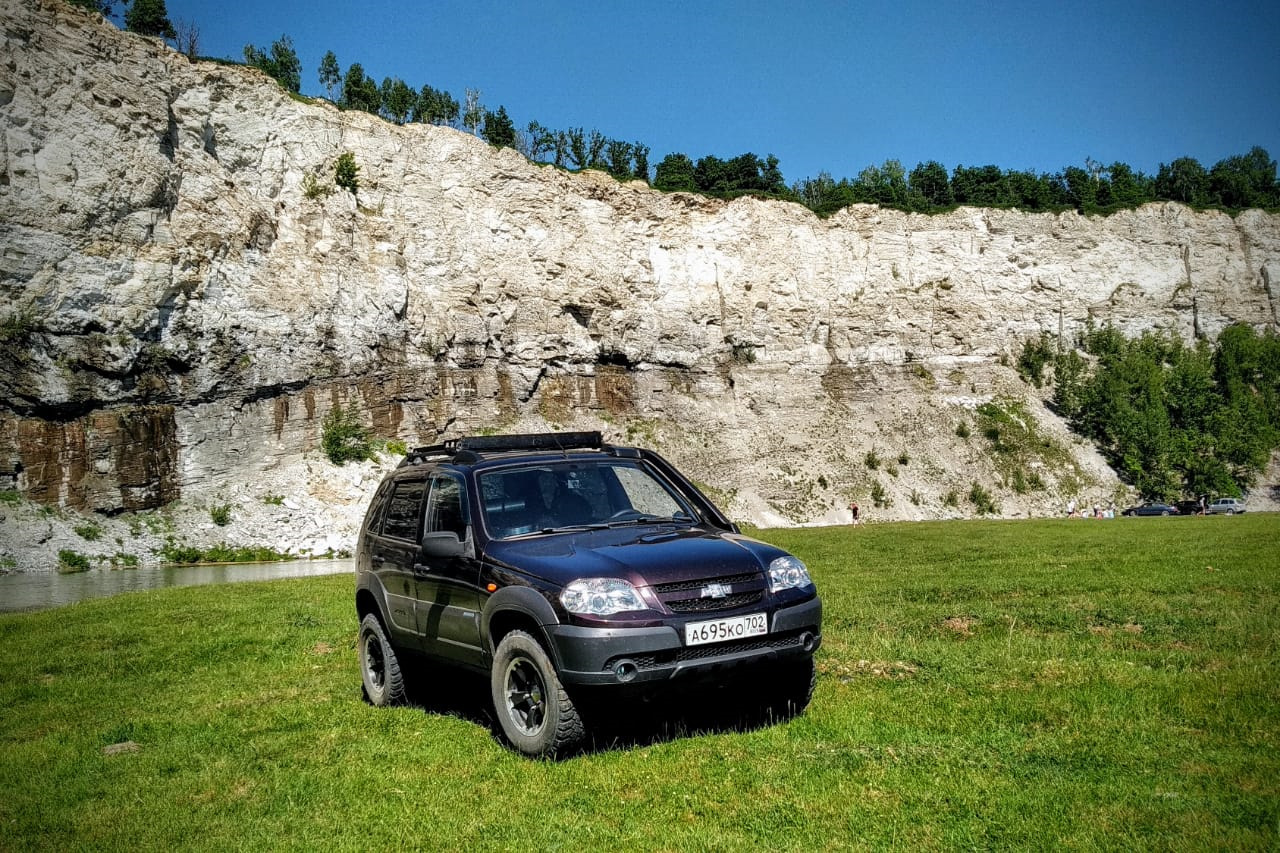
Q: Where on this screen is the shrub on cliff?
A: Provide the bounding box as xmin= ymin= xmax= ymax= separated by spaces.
xmin=321 ymin=402 xmax=373 ymax=465
xmin=334 ymin=152 xmax=359 ymax=196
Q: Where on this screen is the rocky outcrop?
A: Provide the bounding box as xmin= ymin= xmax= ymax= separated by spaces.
xmin=0 ymin=0 xmax=1277 ymax=567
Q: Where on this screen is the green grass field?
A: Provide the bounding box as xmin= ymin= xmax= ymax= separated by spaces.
xmin=1 ymin=516 xmax=1277 ymax=850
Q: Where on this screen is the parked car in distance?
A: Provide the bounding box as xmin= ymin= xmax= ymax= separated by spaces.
xmin=1206 ymin=497 xmax=1246 ymax=515
xmin=1122 ymin=501 xmax=1180 ymax=517
xmin=354 ymin=431 xmax=822 ymax=757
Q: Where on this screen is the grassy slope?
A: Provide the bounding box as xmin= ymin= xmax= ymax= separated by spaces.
xmin=1 ymin=516 xmax=1276 ymax=850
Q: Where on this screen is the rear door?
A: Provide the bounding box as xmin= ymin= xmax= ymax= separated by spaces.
xmin=414 ymin=473 xmax=485 ymax=665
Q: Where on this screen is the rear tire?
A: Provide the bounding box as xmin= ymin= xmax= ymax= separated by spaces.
xmin=491 ymin=630 xmax=585 ymax=757
xmin=359 ymin=613 xmax=406 ymax=706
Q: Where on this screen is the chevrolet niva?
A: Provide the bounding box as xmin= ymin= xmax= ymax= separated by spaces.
xmin=355 ymin=432 xmax=822 ymax=756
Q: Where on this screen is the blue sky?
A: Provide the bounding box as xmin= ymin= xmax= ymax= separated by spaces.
xmin=160 ymin=0 xmax=1280 ymax=185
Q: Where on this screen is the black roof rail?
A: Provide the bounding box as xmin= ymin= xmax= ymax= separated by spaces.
xmin=398 ymin=431 xmax=605 ymax=467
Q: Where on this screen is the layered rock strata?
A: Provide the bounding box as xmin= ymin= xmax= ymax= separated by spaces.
xmin=1 ymin=0 xmax=1278 ymax=567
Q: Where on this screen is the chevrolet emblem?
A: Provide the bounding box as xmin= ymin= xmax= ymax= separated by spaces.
xmin=701 ymin=583 xmax=730 ymax=599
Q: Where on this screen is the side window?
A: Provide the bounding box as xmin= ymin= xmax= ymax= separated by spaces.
xmin=613 ymin=465 xmax=684 ymax=516
xmin=425 ymin=475 xmax=468 ymax=540
xmin=381 ymin=480 xmax=427 ymax=541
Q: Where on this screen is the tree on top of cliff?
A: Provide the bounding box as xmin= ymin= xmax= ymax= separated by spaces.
xmin=340 ymin=63 xmax=379 ymax=113
xmin=481 ymin=106 xmax=517 ymax=149
xmin=124 ymin=0 xmax=175 ymax=40
xmin=380 ymin=77 xmax=415 ymax=125
xmin=318 ymin=51 xmax=340 ymax=101
xmin=244 ymin=35 xmax=301 ymax=94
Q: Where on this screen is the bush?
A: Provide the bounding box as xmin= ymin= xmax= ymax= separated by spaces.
xmin=321 ymin=402 xmax=374 ymax=465
xmin=74 ymin=522 xmax=101 ymax=541
xmin=302 ymin=171 xmax=333 ymax=200
xmin=969 ymin=481 xmax=1000 ymax=516
xmin=864 ymin=449 xmax=880 ymax=470
xmin=57 ymin=549 xmax=91 ymax=573
xmin=1017 ymin=333 xmax=1056 ymax=388
xmin=210 ymin=504 xmax=232 ymax=526
xmin=955 ymin=421 xmax=971 ymax=439
xmin=335 ymin=152 xmax=359 ymax=196
xmin=870 ymin=480 xmax=892 ymax=509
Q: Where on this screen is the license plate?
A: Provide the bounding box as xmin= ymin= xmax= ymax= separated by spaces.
xmin=685 ymin=612 xmax=768 ymax=646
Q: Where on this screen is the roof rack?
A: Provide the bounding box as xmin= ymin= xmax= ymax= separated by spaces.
xmin=398 ymin=431 xmax=604 ymax=467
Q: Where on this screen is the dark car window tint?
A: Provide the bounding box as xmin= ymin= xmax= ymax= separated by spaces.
xmin=382 ymin=480 xmax=426 ymax=541
xmin=426 ymin=476 xmax=468 ymax=539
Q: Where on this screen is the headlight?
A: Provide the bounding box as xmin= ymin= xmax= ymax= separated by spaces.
xmin=561 ymin=578 xmax=647 ymax=616
xmin=767 ymin=555 xmax=812 ymax=592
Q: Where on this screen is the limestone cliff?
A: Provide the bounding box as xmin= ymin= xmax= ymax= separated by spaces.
xmin=1 ymin=0 xmax=1278 ymax=568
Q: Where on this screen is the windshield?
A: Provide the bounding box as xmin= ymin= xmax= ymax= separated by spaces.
xmin=479 ymin=460 xmax=693 ymax=539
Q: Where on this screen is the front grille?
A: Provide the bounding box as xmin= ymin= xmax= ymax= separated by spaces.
xmin=652 ymin=571 xmax=766 ymax=614
xmin=666 ymin=591 xmax=764 ymax=613
xmin=652 ymin=572 xmax=759 ymax=594
xmin=603 ymin=631 xmax=807 ymax=673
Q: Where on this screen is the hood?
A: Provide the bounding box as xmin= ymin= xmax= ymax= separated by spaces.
xmin=483 ymin=524 xmax=785 ymax=587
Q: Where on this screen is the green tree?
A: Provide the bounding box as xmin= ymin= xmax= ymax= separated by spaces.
xmin=587 ymin=130 xmax=607 ymax=168
xmin=244 ymin=35 xmax=301 ymax=93
xmin=522 ymin=121 xmax=553 ymax=160
xmin=762 ymin=155 xmax=785 ymax=194
xmin=604 ymin=139 xmax=632 ymax=178
xmin=321 ymin=402 xmax=373 ymax=465
xmin=341 ymin=63 xmax=379 ymax=112
xmin=481 ymin=105 xmax=517 ymax=149
xmin=1154 ymin=157 xmax=1209 ymax=206
xmin=566 ymin=127 xmax=588 ymax=169
xmin=334 ymin=151 xmax=359 ymax=196
xmin=909 ymin=160 xmax=953 ymax=210
xmin=653 ymin=153 xmax=696 ymax=191
xmin=1055 ymin=324 xmax=1280 ymax=500
xmin=1208 ymin=147 xmax=1279 ymax=210
xmin=1103 ymin=162 xmax=1153 ymax=209
xmin=631 ymin=142 xmax=650 ymax=183
xmin=318 ymin=51 xmax=340 ymax=101
xmin=380 ymin=77 xmax=415 ymax=125
xmin=413 ymin=85 xmax=459 ymax=125
xmin=124 ymin=0 xmax=175 ymax=39
xmin=551 ymin=130 xmax=569 ymax=167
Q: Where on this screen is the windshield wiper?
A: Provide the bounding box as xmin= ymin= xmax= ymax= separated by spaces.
xmin=606 ymin=511 xmax=695 ymax=528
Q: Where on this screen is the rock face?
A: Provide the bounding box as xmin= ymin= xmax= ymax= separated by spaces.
xmin=1 ymin=0 xmax=1278 ymax=567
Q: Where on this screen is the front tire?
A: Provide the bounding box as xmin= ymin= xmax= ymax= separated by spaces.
xmin=771 ymin=657 xmax=817 ymax=718
xmin=491 ymin=630 xmax=584 ymax=757
xmin=359 ymin=613 xmax=406 ymax=706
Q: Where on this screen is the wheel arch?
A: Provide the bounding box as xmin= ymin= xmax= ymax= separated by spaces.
xmin=483 ymin=586 xmax=560 ymax=661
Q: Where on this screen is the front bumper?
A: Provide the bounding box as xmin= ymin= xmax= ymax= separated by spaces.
xmin=547 ymin=595 xmax=822 ymax=687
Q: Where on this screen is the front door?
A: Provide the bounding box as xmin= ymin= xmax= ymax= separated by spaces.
xmin=414 ymin=474 xmax=484 ymax=665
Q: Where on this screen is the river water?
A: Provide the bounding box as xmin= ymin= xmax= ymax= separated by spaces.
xmin=0 ymin=559 xmax=354 ymax=613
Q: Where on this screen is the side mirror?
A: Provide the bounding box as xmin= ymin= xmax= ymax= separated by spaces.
xmin=419 ymin=531 xmax=465 ymax=559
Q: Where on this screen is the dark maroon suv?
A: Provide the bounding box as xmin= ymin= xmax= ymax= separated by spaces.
xmin=354 ymin=432 xmax=822 ymax=756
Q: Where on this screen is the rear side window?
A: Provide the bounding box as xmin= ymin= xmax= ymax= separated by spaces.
xmin=381 ymin=480 xmax=427 ymax=541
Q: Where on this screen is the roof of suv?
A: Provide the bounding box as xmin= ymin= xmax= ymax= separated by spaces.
xmin=397 ymin=431 xmax=639 ymax=470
